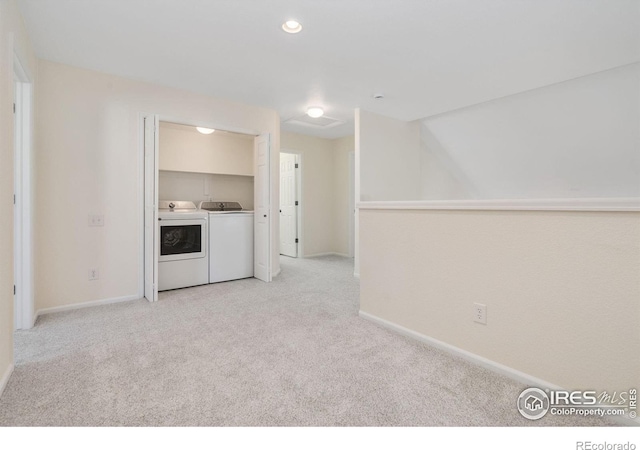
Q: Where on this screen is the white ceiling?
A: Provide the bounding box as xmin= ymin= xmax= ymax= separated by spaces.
xmin=18 ymin=0 xmax=640 ymax=139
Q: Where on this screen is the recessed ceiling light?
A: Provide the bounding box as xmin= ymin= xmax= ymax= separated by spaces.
xmin=282 ymin=20 xmax=302 ymax=34
xmin=196 ymin=127 xmax=215 ymax=135
xmin=306 ymin=107 xmax=324 ymax=118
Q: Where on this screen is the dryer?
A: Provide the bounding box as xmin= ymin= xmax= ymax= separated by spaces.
xmin=158 ymin=200 xmax=209 ymax=291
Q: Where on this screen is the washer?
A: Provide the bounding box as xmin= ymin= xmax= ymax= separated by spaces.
xmin=158 ymin=200 xmax=209 ymax=291
xmin=199 ymin=201 xmax=254 ymax=283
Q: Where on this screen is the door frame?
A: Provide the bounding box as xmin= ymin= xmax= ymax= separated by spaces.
xmin=280 ymin=149 xmax=303 ymax=258
xmin=348 ymin=151 xmax=355 ymax=258
xmin=139 ymin=116 xmax=268 ymax=300
xmin=142 ymin=114 xmax=159 ymax=302
xmin=13 ymin=52 xmax=34 ymax=330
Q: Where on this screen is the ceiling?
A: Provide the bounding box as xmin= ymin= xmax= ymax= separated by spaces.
xmin=18 ymin=0 xmax=640 ymax=139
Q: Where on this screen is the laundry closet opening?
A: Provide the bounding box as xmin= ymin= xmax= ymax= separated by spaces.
xmin=155 ymin=121 xmax=258 ymax=293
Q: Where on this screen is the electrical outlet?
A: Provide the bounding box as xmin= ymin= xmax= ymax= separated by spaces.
xmin=473 ymin=303 xmax=487 ymax=324
xmin=88 ymin=215 xmax=104 ymax=227
xmin=88 ymin=268 xmax=99 ymax=281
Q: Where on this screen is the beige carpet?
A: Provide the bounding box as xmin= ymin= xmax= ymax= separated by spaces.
xmin=0 ymin=255 xmax=614 ymax=426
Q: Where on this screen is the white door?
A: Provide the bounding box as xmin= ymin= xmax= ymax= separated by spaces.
xmin=279 ymin=153 xmax=297 ymax=257
xmin=144 ymin=115 xmax=159 ymax=302
xmin=254 ymin=133 xmax=271 ymax=282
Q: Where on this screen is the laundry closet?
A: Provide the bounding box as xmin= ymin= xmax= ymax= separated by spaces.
xmin=157 ymin=121 xmax=255 ymax=291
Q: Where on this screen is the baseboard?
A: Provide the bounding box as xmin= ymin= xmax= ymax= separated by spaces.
xmin=359 ymin=310 xmax=561 ymax=390
xmin=271 ymin=268 xmax=281 ymax=278
xmin=36 ymin=294 xmax=140 ymax=319
xmin=358 ymin=310 xmax=640 ymax=426
xmin=304 ymin=252 xmax=350 ymax=258
xmin=0 ymin=363 xmax=14 ymax=399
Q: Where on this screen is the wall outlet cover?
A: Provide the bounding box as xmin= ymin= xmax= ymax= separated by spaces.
xmin=88 ymin=215 xmax=104 ymax=227
xmin=473 ymin=302 xmax=487 ymax=324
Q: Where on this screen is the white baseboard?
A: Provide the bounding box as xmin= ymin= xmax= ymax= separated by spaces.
xmin=304 ymin=252 xmax=350 ymax=258
xmin=359 ymin=310 xmax=560 ymax=390
xmin=0 ymin=363 xmax=14 ymax=399
xmin=359 ymin=310 xmax=639 ymax=426
xmin=271 ymin=268 xmax=281 ymax=278
xmin=36 ymin=294 xmax=140 ymax=319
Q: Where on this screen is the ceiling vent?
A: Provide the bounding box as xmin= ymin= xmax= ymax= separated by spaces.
xmin=285 ymin=115 xmax=343 ymax=128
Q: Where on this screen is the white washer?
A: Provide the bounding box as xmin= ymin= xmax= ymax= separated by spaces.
xmin=199 ymin=201 xmax=254 ymax=283
xmin=158 ymin=201 xmax=209 ymax=291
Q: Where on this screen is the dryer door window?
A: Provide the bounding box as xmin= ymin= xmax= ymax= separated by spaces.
xmin=161 ymin=225 xmax=201 ymax=255
xmin=158 ymin=220 xmax=206 ymax=262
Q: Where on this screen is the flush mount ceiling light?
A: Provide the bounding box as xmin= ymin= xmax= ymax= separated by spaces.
xmin=282 ymin=20 xmax=302 ymax=34
xmin=196 ymin=127 xmax=215 ymax=135
xmin=306 ymin=107 xmax=324 ymax=118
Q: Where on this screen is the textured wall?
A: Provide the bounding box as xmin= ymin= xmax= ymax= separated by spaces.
xmin=360 ymin=208 xmax=640 ymax=392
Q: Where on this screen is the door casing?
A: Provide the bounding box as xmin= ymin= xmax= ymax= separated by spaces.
xmin=13 ymin=52 xmax=34 ymax=330
xmin=140 ymin=117 xmax=273 ymax=300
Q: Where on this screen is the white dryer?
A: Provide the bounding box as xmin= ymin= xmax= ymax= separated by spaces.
xmin=158 ymin=201 xmax=209 ymax=291
xmin=199 ymin=201 xmax=254 ymax=283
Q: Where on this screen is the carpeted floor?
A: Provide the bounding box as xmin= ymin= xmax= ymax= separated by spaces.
xmin=0 ymin=255 xmax=614 ymax=426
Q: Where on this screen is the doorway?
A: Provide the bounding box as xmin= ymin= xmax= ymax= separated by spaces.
xmin=142 ymin=116 xmax=273 ymax=302
xmin=279 ymin=152 xmax=301 ymax=258
xmin=13 ymin=54 xmax=34 ymax=330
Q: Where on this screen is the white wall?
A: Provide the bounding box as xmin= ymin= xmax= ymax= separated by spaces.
xmin=358 ymin=65 xmax=640 ymax=202
xmin=420 ymin=64 xmax=640 ymax=200
xmin=35 ymin=60 xmax=279 ymax=311
xmin=332 ymin=136 xmax=355 ymax=256
xmin=159 ymin=171 xmax=254 ymax=210
xmin=158 ymin=121 xmax=255 ymax=209
xmin=0 ymin=0 xmax=37 ymax=393
xmin=360 ymin=208 xmax=640 ymax=392
xmin=356 ymin=64 xmax=640 ymax=396
xmin=420 ymin=123 xmax=475 ymax=200
xmin=358 ymin=110 xmax=422 ymax=201
xmin=159 ymin=121 xmax=254 ymax=176
xmin=281 ymin=132 xmax=334 ymax=257
xmin=280 ymin=132 xmax=354 ymax=257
